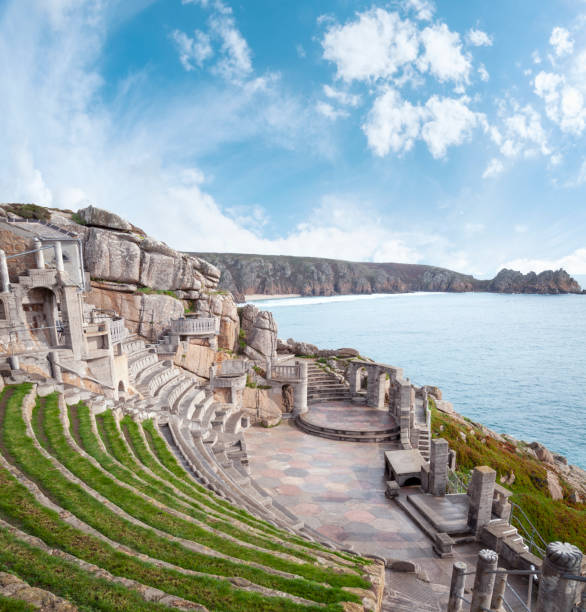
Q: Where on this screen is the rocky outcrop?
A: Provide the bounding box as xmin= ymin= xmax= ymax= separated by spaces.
xmin=78 ymin=205 xmax=132 ymax=233
xmin=239 ymin=304 xmax=277 ymax=363
xmin=194 ymin=253 xmax=583 ymax=300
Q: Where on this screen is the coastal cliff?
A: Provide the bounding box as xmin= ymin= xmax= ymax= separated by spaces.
xmin=193 ymin=253 xmax=583 ymax=301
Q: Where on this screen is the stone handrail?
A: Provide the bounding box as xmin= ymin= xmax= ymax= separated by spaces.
xmin=270 ymin=364 xmax=302 ymax=380
xmin=170 ymin=317 xmax=219 ymax=335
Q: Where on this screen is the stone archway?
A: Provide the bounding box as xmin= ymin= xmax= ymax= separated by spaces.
xmin=354 ymin=366 xmax=368 ymax=392
xmin=22 ymin=287 xmax=59 ymax=347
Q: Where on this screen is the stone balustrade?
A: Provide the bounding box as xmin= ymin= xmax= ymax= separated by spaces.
xmin=270 ymin=364 xmax=302 ymax=381
xmin=170 ymin=317 xmax=219 ymax=336
xmin=215 ymin=359 xmax=248 ymax=377
xmin=109 ymin=318 xmax=127 ymax=344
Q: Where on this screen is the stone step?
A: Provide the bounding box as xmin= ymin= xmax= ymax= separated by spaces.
xmin=296 ymin=416 xmax=400 ymax=443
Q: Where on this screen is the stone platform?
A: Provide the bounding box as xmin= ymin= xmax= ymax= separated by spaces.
xmin=406 ymin=493 xmax=470 ymax=534
xmin=297 ymin=402 xmax=400 ymax=442
xmin=384 ymin=449 xmax=427 ymax=486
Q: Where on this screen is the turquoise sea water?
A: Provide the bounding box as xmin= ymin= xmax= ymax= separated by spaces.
xmin=251 ymin=293 xmax=586 ymax=469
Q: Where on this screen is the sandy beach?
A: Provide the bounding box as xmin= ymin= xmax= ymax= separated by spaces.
xmin=245 ymin=293 xmax=301 ymax=301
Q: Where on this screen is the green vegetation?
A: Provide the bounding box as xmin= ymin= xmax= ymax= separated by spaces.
xmin=2 ymin=203 xmax=50 ymax=221
xmin=136 ymin=287 xmax=178 ymax=298
xmin=0 ymin=385 xmax=369 ymax=610
xmin=429 ymin=398 xmax=585 ymax=549
xmin=70 ymin=212 xmax=86 ymax=225
xmin=238 ymin=328 xmax=247 ymax=351
xmin=0 ymin=595 xmax=36 ymax=611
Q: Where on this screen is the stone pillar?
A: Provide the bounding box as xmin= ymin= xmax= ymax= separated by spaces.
xmin=49 ymin=351 xmax=63 ymax=383
xmin=61 ymin=286 xmax=85 ymax=360
xmin=367 ymin=369 xmax=385 ymax=409
xmin=293 ymin=360 xmax=308 ymax=415
xmin=536 ymin=542 xmax=583 ymax=612
xmin=490 ymin=570 xmax=507 ymax=612
xmin=54 ymin=241 xmax=64 ymax=272
xmin=447 ymin=561 xmax=467 ymax=612
xmin=467 ymin=466 xmax=496 ymax=533
xmin=33 ymin=238 xmax=45 ymax=269
xmin=399 ymin=382 xmax=412 ymax=448
xmin=0 ymin=249 xmax=10 ymax=293
xmin=429 ymin=438 xmax=449 ymax=496
xmin=349 ymin=364 xmax=358 ymax=395
xmin=470 ymin=549 xmax=498 ymax=612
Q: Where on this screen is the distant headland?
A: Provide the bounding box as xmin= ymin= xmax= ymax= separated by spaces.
xmin=192 ymin=252 xmax=584 ymax=303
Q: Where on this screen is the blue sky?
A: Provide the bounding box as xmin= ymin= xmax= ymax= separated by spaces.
xmin=0 ymin=0 xmax=585 ymax=279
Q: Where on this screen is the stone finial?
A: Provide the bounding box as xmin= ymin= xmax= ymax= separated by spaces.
xmin=478 ymin=549 xmax=499 ymax=563
xmin=545 ymin=542 xmax=582 ymax=569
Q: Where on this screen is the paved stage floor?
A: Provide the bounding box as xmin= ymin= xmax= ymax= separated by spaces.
xmin=301 ymin=401 xmax=397 ymax=431
xmin=244 ymin=417 xmax=480 ymax=592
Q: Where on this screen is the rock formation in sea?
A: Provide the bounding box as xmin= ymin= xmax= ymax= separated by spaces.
xmin=193 ymin=252 xmax=583 ymax=301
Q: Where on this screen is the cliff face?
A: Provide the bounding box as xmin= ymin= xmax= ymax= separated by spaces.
xmin=193 ymin=253 xmax=583 ymax=301
xmin=0 ymin=204 xmax=240 ymax=349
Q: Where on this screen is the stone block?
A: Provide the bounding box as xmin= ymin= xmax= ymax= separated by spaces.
xmin=433 ymin=532 xmax=455 ymax=558
xmin=385 ymin=480 xmax=400 ymax=499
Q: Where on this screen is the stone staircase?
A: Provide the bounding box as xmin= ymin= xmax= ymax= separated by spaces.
xmin=296 ymin=415 xmax=401 ymax=443
xmin=307 ymin=362 xmax=351 ymax=404
xmin=418 ymin=428 xmax=431 ymax=461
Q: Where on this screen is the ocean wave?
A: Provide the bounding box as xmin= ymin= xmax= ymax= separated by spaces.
xmin=244 ymin=292 xmax=448 ymax=308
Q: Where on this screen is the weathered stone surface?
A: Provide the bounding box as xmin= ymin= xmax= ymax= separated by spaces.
xmin=0 ymin=572 xmax=77 ymax=611
xmin=195 ymin=293 xmax=239 ymax=350
xmin=78 ymin=204 xmax=133 ymax=232
xmin=239 ymin=305 xmax=277 ymax=362
xmin=174 ymin=343 xmax=216 ymax=379
xmin=529 ymin=441 xmax=555 ymax=465
xmin=87 ymin=286 xmax=183 ymax=339
xmin=84 ymin=228 xmax=141 ymax=283
xmin=242 ymin=387 xmax=282 ymax=424
xmin=546 ymin=470 xmax=564 ymax=500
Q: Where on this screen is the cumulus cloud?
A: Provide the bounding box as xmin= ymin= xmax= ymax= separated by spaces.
xmin=362 ymin=88 xmax=424 ymax=156
xmin=534 ymin=70 xmax=586 ymax=135
xmin=549 ymin=26 xmax=574 ymax=58
xmin=467 ymin=28 xmax=493 ymax=47
xmin=321 ymin=8 xmax=419 ymax=82
xmin=478 ymin=64 xmax=489 ymax=81
xmin=495 ymin=104 xmax=550 ymax=158
xmin=482 ymin=158 xmax=504 ymax=178
xmin=402 ymin=0 xmax=435 ymax=21
xmin=502 ymin=249 xmax=586 ymax=275
xmin=417 ymin=23 xmax=471 ymax=83
xmin=363 ymin=89 xmax=483 ymax=158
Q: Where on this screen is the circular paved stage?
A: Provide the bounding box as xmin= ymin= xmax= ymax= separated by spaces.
xmin=301 ymin=402 xmax=397 ymax=431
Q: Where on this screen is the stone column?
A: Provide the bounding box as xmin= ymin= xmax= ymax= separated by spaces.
xmin=536 ymin=542 xmax=583 ymax=612
xmin=54 ymin=241 xmax=64 ymax=272
xmin=490 ymin=570 xmax=507 ymax=612
xmin=293 ymin=360 xmax=308 ymax=415
xmin=368 ymin=369 xmax=386 ymax=409
xmin=0 ymin=249 xmax=10 ymax=293
xmin=61 ymin=286 xmax=85 ymax=360
xmin=399 ymin=382 xmax=412 ymax=448
xmin=49 ymin=351 xmax=63 ymax=383
xmin=33 ymin=238 xmax=45 ymax=269
xmin=349 ymin=363 xmax=358 ymax=395
xmin=447 ymin=561 xmax=467 ymax=612
xmin=467 ymin=466 xmax=496 ymax=533
xmin=429 ymin=438 xmax=449 ymax=496
xmin=470 ymin=549 xmax=498 ymax=612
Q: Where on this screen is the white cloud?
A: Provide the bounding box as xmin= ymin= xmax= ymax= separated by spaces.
xmin=171 ymin=29 xmax=213 ymax=71
xmin=482 ymin=158 xmax=504 ymax=178
xmin=421 ymin=95 xmax=483 ymax=158
xmin=296 ymin=44 xmax=306 ymax=58
xmin=402 ymin=0 xmax=435 ymax=21
xmin=464 ymin=222 xmax=484 ymax=234
xmin=497 ymin=104 xmax=550 ymax=158
xmin=363 ymin=89 xmax=483 ymax=158
xmin=173 ymin=0 xmax=252 ymax=83
xmin=478 ymin=64 xmax=489 ymax=81
xmin=466 ymin=29 xmax=493 ymax=47
xmin=502 ymin=249 xmax=586 ymax=275
xmin=316 ymin=101 xmax=349 ymax=120
xmin=362 ymin=88 xmax=424 ymax=156
xmin=321 ymin=8 xmax=419 ymax=83
xmin=534 ymin=70 xmax=586 ymax=134
xmin=514 ymin=224 xmax=528 ymax=233
xmin=417 ymin=23 xmax=471 ymax=83
xmin=532 ymin=50 xmax=542 ymax=64
xmin=549 ymin=26 xmax=574 ymax=58
xmin=323 ymin=84 xmax=361 ymax=107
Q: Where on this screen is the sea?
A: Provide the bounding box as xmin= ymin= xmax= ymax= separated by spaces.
xmin=250 ymin=292 xmax=586 ymax=469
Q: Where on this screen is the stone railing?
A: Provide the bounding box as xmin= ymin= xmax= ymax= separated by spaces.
xmin=20 ymin=269 xmax=58 ymax=288
xmin=109 ymin=318 xmax=127 ymax=344
xmin=170 ymin=317 xmax=219 ymax=336
xmin=270 ymin=364 xmax=302 ymax=381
